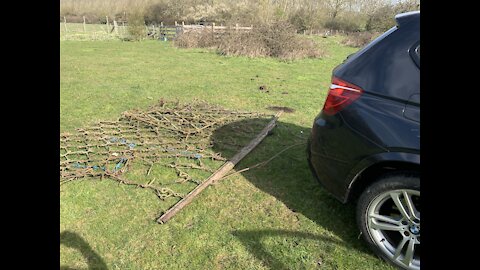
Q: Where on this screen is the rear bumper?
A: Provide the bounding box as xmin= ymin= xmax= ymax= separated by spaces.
xmin=307 ymin=138 xmax=350 ymax=202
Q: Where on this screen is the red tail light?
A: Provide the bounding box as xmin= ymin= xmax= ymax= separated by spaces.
xmin=322 ymin=76 xmax=363 ymax=115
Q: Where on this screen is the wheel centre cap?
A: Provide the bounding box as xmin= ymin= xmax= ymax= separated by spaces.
xmin=409 ymin=224 xmax=420 ymax=235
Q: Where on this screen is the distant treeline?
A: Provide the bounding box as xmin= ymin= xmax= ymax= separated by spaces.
xmin=60 ymin=0 xmax=420 ymax=32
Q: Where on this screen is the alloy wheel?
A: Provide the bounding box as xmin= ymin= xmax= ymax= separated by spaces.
xmin=366 ymin=189 xmax=420 ymax=270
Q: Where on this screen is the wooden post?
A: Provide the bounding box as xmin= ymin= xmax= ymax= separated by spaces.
xmin=157 ymin=112 xmax=282 ymax=224
xmin=63 ymin=16 xmax=68 ymax=34
xmin=182 ymin=21 xmax=185 ymax=33
xmin=113 ymin=20 xmax=119 ymax=35
xmin=235 ymin=23 xmax=239 ymax=32
xmin=211 ymin=22 xmax=215 ymax=39
xmin=106 ymin=16 xmax=109 ymax=33
xmin=122 ymin=21 xmax=125 ymax=35
xmin=83 ymin=16 xmax=86 ymax=33
xmin=175 ymin=21 xmax=178 ymax=26
xmin=159 ymin=22 xmax=164 ymax=40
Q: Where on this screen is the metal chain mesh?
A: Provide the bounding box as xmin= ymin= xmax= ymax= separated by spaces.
xmin=60 ymin=100 xmax=269 ymax=202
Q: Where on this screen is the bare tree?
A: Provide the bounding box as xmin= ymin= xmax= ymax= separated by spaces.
xmin=323 ymin=0 xmax=353 ymax=20
xmin=359 ymin=0 xmax=387 ymax=31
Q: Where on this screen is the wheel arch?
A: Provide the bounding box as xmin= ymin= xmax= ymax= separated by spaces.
xmin=344 ymin=152 xmax=420 ymax=203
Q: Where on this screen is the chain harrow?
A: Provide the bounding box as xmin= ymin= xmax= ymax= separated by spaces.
xmin=61 ymin=99 xmax=269 ymax=206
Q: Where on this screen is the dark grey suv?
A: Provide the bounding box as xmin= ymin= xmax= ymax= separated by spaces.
xmin=307 ymin=11 xmax=420 ymax=270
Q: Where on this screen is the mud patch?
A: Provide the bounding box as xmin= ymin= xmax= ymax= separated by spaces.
xmin=266 ymin=106 xmax=295 ymax=113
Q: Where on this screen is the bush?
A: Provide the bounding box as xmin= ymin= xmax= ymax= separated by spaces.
xmin=174 ymin=29 xmax=217 ymax=48
xmin=127 ymin=11 xmax=147 ymax=41
xmin=324 ymin=19 xmax=362 ymax=33
xmin=174 ymin=21 xmax=323 ymax=60
xmin=288 ymin=8 xmax=321 ymax=32
xmin=366 ymin=5 xmax=397 ymax=32
xmin=217 ymin=30 xmax=269 ymax=58
xmin=218 ymin=21 xmax=323 ymax=60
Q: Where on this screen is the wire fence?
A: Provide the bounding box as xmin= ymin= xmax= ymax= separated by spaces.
xmin=60 ymin=17 xmax=253 ymax=41
xmin=60 ymin=22 xmax=128 ymax=40
xmin=60 ymin=16 xmax=351 ymax=42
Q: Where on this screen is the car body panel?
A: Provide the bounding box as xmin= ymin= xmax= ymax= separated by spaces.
xmin=343 ymin=151 xmax=420 ymax=202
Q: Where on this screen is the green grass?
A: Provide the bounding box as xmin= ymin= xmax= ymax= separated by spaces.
xmin=60 ymin=37 xmax=395 ymax=269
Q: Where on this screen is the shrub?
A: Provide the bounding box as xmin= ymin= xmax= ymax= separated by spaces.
xmin=174 ymin=21 xmax=323 ymax=60
xmin=174 ymin=29 xmax=217 ymax=48
xmin=218 ymin=21 xmax=322 ymax=60
xmin=127 ymin=11 xmax=147 ymax=41
xmin=366 ymin=5 xmax=397 ymax=32
xmin=324 ymin=19 xmax=362 ymax=33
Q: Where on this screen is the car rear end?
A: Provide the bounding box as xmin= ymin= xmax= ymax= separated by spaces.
xmin=307 ymin=11 xmax=420 ymax=203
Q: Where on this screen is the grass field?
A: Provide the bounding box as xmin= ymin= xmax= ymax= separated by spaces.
xmin=60 ymin=37 xmax=395 ymax=269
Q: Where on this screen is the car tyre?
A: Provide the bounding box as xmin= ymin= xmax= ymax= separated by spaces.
xmin=356 ymin=173 xmax=420 ymax=270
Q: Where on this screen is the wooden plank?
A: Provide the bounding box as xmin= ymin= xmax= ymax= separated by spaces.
xmin=157 ymin=111 xmax=282 ymax=224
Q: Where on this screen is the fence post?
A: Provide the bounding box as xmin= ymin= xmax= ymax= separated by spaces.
xmin=175 ymin=21 xmax=177 ymax=26
xmin=83 ymin=16 xmax=86 ymax=33
xmin=63 ymin=16 xmax=68 ymax=35
xmin=106 ymin=16 xmax=109 ymax=33
xmin=114 ymin=20 xmax=119 ymax=36
xmin=145 ymin=21 xmax=148 ymax=37
xmin=235 ymin=23 xmax=239 ymax=32
xmin=212 ymin=22 xmax=215 ymax=39
xmin=122 ymin=21 xmax=125 ymax=35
